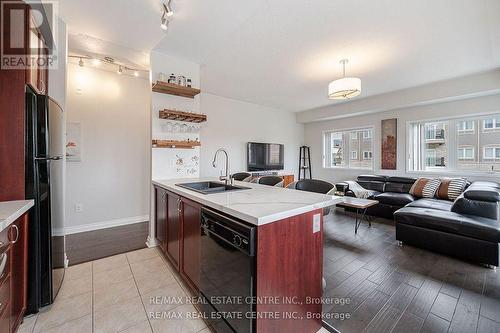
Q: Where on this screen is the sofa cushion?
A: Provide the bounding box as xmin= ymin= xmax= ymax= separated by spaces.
xmin=406 ymin=198 xmax=453 ymax=211
xmin=374 ymin=192 xmax=415 ymax=206
xmin=385 ymin=182 xmax=413 ymax=194
xmin=387 ymin=176 xmax=417 ymax=184
xmin=436 ymin=178 xmax=467 ymax=201
xmin=410 ymin=178 xmax=441 ymax=198
xmin=395 ymin=207 xmax=500 ymax=243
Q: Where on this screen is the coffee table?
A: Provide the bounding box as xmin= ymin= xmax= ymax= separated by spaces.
xmin=337 ymin=197 xmax=379 ymax=233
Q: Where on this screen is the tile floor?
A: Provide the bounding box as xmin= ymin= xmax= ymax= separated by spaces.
xmin=18 ymin=247 xmax=210 ymax=333
xmin=18 ymin=247 xmax=332 ymax=333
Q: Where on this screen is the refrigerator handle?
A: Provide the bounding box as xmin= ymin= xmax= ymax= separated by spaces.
xmin=35 ymin=156 xmax=63 ymax=161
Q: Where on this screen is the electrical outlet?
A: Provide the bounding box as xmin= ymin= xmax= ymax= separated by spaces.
xmin=312 ymin=214 xmax=321 ymax=233
xmin=75 ymin=203 xmax=84 ymax=212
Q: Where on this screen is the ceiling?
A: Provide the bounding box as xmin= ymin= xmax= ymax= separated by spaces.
xmin=59 ymin=0 xmax=500 ymax=112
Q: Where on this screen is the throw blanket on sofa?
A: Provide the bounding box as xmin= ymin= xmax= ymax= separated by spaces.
xmin=346 ymin=181 xmax=376 ymax=199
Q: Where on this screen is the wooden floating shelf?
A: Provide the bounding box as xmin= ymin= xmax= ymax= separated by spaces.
xmin=159 ymin=109 xmax=207 ymax=123
xmin=152 ymin=81 xmax=201 ymax=99
xmin=152 ymin=139 xmax=201 ymax=149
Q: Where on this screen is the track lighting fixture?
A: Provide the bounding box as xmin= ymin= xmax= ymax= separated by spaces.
xmin=69 ymin=55 xmax=146 ymax=78
xmin=160 ymin=17 xmax=169 ymax=31
xmin=160 ymin=1 xmax=173 ymax=30
xmin=164 ymin=0 xmax=173 ymax=17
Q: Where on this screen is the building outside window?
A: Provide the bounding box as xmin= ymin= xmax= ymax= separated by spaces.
xmin=483 ymin=118 xmax=500 ymax=131
xmin=324 ymin=127 xmax=374 ymax=169
xmin=457 ymin=120 xmax=474 ymax=134
xmin=408 ymin=114 xmax=500 ymax=173
xmin=457 ymin=146 xmax=474 ymax=160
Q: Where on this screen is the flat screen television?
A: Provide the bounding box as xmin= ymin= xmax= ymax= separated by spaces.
xmin=247 ymin=142 xmax=284 ymax=171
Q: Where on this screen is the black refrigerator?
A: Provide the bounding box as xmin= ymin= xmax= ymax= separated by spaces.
xmin=25 ymin=85 xmax=65 ymax=313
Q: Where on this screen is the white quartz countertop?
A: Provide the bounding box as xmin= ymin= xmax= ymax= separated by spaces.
xmin=153 ymin=178 xmax=342 ymax=226
xmin=0 ymin=200 xmax=34 ymax=233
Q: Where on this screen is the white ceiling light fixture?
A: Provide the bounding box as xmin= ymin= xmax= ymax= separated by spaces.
xmin=328 ymin=59 xmax=361 ymax=100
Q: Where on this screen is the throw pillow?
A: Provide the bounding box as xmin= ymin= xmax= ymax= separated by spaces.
xmin=410 ymin=178 xmax=441 ymax=198
xmin=436 ymin=177 xmax=467 ymax=201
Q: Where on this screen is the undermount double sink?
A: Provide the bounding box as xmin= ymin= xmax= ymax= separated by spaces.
xmin=176 ymin=181 xmax=250 ymax=195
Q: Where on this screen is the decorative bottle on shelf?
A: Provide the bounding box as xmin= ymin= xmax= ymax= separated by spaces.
xmin=187 ymin=79 xmax=192 ymax=88
xmin=168 ymin=74 xmax=176 ymax=84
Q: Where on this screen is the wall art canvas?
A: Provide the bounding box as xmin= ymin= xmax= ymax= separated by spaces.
xmin=381 ymin=118 xmax=397 ymax=170
xmin=66 ymin=122 xmax=82 ymax=162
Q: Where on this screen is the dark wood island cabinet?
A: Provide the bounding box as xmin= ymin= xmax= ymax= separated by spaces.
xmin=0 ymin=213 xmax=29 ymax=333
xmin=153 ymin=182 xmax=331 ymax=333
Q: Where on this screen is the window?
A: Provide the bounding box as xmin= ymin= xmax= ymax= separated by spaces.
xmin=324 ymin=127 xmax=374 ymax=169
xmin=483 ymin=118 xmax=500 ymax=131
xmin=458 ymin=146 xmax=474 ymax=160
xmin=484 ymin=146 xmax=500 ymax=160
xmin=408 ymin=113 xmax=500 ymax=173
xmin=457 ymin=120 xmax=474 ymax=134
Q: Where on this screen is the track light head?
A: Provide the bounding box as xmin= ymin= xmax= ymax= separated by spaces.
xmin=164 ymin=1 xmax=173 ymax=17
xmin=78 ymin=57 xmax=84 ymax=67
xmin=134 ymin=71 xmax=139 ymax=77
xmin=117 ymin=66 xmax=123 ymax=75
xmin=160 ymin=17 xmax=169 ymax=31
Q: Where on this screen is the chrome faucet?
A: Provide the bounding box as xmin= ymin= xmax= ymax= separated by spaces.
xmin=212 ymin=148 xmax=232 ymax=185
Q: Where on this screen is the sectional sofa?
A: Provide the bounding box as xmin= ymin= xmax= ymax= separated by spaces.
xmin=338 ymin=175 xmax=500 ymax=267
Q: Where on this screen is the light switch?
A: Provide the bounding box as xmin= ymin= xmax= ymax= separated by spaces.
xmin=313 ymin=213 xmax=321 ymax=233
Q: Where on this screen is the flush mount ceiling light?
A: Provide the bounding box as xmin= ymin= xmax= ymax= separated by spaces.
xmin=328 ymin=59 xmax=361 ymax=100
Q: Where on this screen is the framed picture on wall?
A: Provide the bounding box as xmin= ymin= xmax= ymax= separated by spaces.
xmin=381 ymin=118 xmax=397 ymax=170
xmin=66 ymin=122 xmax=82 ymax=162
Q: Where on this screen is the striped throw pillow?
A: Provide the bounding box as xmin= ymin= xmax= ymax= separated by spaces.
xmin=410 ymin=178 xmax=442 ymax=198
xmin=436 ymin=178 xmax=467 ymax=201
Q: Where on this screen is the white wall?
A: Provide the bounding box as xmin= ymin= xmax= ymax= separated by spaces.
xmin=303 ymin=93 xmax=500 ymax=185
xmin=150 ymin=50 xmax=201 ymax=180
xmin=65 ymin=62 xmax=150 ymax=233
xmin=199 ymin=93 xmax=304 ymax=177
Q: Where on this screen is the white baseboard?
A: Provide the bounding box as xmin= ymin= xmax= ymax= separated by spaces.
xmin=146 ymin=236 xmax=159 ymax=248
xmin=64 ymin=215 xmax=150 ymax=235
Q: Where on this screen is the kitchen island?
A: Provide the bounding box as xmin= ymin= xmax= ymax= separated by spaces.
xmin=152 ymin=178 xmax=341 ymax=333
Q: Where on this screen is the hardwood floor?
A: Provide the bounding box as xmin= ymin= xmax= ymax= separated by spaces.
xmin=322 ymin=208 xmax=500 ymax=333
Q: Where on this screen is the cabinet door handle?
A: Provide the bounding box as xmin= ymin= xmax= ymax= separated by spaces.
xmin=9 ymin=224 xmax=19 ymax=244
xmin=177 ymin=199 xmax=181 ymax=213
xmin=0 ymin=252 xmax=8 ymax=280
